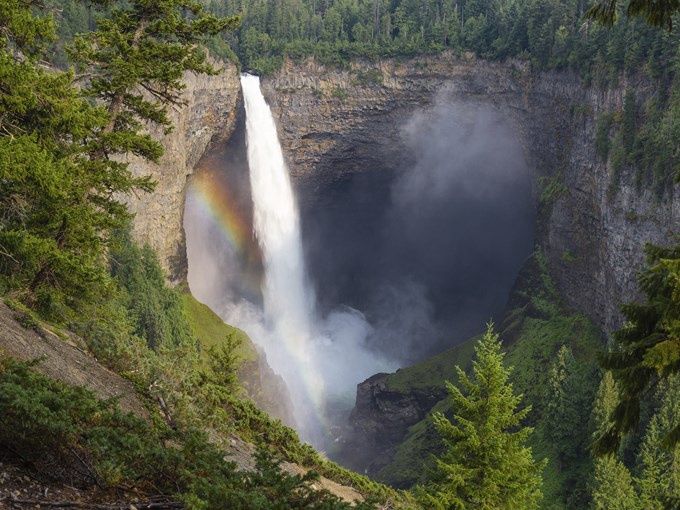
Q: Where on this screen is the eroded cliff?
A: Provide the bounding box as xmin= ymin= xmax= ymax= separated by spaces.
xmin=257 ymin=53 xmax=678 ymax=480
xmin=131 ymin=52 xmax=677 ymax=483
xmin=261 ymin=52 xmax=678 ymax=337
xmin=126 ymin=60 xmax=241 ymax=282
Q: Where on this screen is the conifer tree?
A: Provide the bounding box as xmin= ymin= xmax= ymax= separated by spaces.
xmin=591 ymin=455 xmax=640 ymax=510
xmin=0 ymin=0 xmax=128 ymax=314
xmin=68 ymin=0 xmax=239 ymax=166
xmin=420 ymin=324 xmax=544 ymax=510
xmin=590 ymin=372 xmax=640 ymax=510
xmin=0 ymin=1 xmax=238 ymax=317
xmin=595 ymin=243 xmax=680 ymax=454
xmin=587 ymin=0 xmax=679 ymax=30
xmin=545 ymin=345 xmax=583 ymax=463
xmin=637 ymin=375 xmax=680 ymax=509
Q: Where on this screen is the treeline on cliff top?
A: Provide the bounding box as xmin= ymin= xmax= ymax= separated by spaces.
xmin=55 ymin=0 xmax=680 ymax=194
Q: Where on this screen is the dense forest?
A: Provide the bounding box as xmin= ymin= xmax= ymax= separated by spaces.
xmin=0 ymin=0 xmax=679 ymax=508
xmin=55 ymin=0 xmax=680 ymax=193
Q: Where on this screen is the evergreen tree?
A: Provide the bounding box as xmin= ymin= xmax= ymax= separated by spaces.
xmin=590 ymin=372 xmax=640 ymax=510
xmin=68 ymin=0 xmax=239 ymax=169
xmin=546 ymin=345 xmax=583 ymax=463
xmin=587 ymin=0 xmax=679 ymax=30
xmin=420 ymin=324 xmax=544 ymax=510
xmin=637 ymin=375 xmax=680 ymax=509
xmin=595 ymin=243 xmax=680 ymax=453
xmin=591 ymin=455 xmax=640 ymax=510
xmin=545 ymin=345 xmax=597 ymax=507
xmin=110 ymin=230 xmax=194 ymax=350
xmin=0 ymin=0 xmax=239 ymax=319
xmin=0 ymin=0 xmax=127 ymax=315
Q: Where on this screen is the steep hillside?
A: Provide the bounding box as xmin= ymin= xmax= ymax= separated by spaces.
xmin=0 ymin=298 xmax=402 ymax=507
xmin=182 ymin=294 xmax=295 ymax=425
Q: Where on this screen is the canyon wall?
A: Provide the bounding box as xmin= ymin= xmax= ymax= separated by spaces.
xmin=261 ymin=53 xmax=679 ymax=336
xmin=126 ymin=60 xmax=241 ymax=282
xmin=126 ymin=52 xmax=678 ymax=340
xmin=257 ymin=53 xmax=678 ymax=479
xmin=126 ymin=53 xmax=677 ymax=479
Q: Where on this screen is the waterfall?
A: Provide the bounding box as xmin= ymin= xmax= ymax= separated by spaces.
xmin=240 ymin=74 xmax=324 ymax=440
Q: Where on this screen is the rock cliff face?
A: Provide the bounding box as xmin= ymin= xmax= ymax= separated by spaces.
xmin=132 ymin=52 xmax=677 ymax=339
xmin=261 ymin=53 xmax=678 ymax=336
xmin=126 ymin=61 xmax=241 ymax=282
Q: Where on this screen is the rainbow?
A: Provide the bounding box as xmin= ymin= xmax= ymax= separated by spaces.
xmin=188 ymin=169 xmax=262 ymax=294
xmin=191 ymin=171 xmax=251 ymax=255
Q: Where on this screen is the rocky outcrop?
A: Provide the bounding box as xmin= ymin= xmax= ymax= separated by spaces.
xmin=0 ymin=301 xmax=148 ymax=418
xmin=239 ymin=349 xmax=296 ymax=426
xmin=346 ymin=372 xmax=447 ymax=473
xmin=126 ymin=60 xmax=241 ymax=282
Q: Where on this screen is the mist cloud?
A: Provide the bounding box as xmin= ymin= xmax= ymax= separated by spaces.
xmin=303 ymin=94 xmax=535 ymax=362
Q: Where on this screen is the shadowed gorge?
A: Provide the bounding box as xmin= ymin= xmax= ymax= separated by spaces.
xmin=300 ymin=99 xmax=535 ymax=361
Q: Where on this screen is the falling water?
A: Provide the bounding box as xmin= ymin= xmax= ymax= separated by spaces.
xmin=240 ymin=74 xmax=325 ymax=441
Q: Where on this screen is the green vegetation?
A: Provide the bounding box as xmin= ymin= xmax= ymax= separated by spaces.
xmin=376 ymin=253 xmax=604 ymax=507
xmin=538 ymin=174 xmax=568 ymax=206
xmin=590 ymin=372 xmax=680 ymax=509
xmin=202 ymin=0 xmax=679 ymax=79
xmin=387 ymin=338 xmax=477 ymax=394
xmin=0 ymin=0 xmax=236 ymax=321
xmin=417 ymin=325 xmax=545 ymax=510
xmin=374 ymin=245 xmax=680 ymax=509
xmin=595 ymin=242 xmax=680 ymax=454
xmin=586 ymin=0 xmax=680 ymax=30
xmin=0 ymin=358 xmax=371 ymax=509
xmin=182 ymin=292 xmax=257 ymax=363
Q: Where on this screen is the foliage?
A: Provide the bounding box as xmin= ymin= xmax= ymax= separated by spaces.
xmin=110 ymin=230 xmax=195 ymax=351
xmin=0 ymin=358 xmax=370 ymax=509
xmin=182 ymin=292 xmax=257 ymax=363
xmin=0 ymin=0 xmax=239 ymax=320
xmin=586 ymin=0 xmax=680 ymax=30
xmin=546 ymin=347 xmax=587 ymax=457
xmin=538 ymin=174 xmax=567 ymax=205
xmin=377 ymin=252 xmax=604 ymax=508
xmin=591 ymin=455 xmax=639 ymax=510
xmin=68 ymin=0 xmax=239 ymax=145
xmin=418 ymin=324 xmax=545 ymax=510
xmin=595 ymin=242 xmax=680 ymax=454
xmin=199 ymin=0 xmax=680 ymax=83
xmin=51 ymin=231 xmax=401 ymax=505
xmin=595 ymin=113 xmax=614 ymax=161
xmin=0 ymin=1 xmax=137 ymax=318
xmin=635 ymin=375 xmax=680 ymax=509
xmin=588 ymin=372 xmax=680 ymax=509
